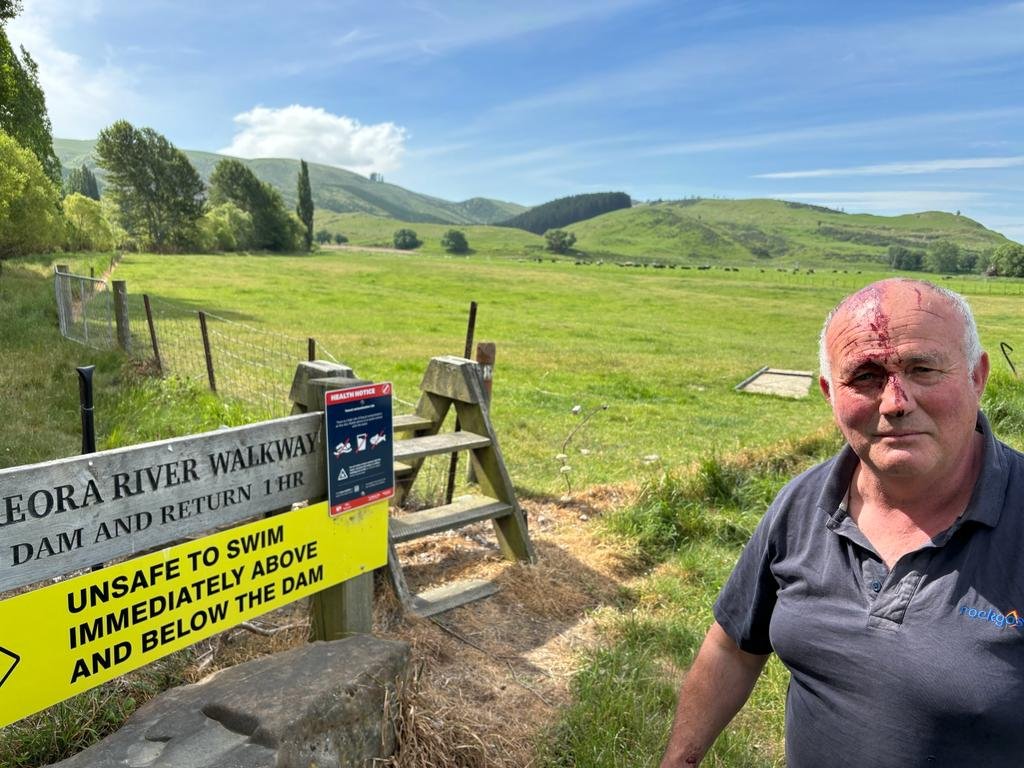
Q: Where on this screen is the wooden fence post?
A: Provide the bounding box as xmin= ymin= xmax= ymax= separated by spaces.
xmin=198 ymin=311 xmax=216 ymax=392
xmin=289 ymin=360 xmax=376 ymax=640
xmin=54 ymin=265 xmax=71 ymax=336
xmin=467 ymin=341 xmax=495 ymax=483
xmin=143 ymin=294 xmax=163 ymax=376
xmin=113 ymin=280 xmax=131 ymax=353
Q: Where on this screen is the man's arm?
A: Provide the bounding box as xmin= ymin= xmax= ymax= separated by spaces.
xmin=660 ymin=621 xmax=770 ymax=767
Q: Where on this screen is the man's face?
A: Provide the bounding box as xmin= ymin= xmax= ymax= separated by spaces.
xmin=820 ymin=281 xmax=989 ymax=482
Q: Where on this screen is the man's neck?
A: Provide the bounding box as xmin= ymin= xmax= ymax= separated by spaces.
xmin=849 ymin=431 xmax=984 ymax=564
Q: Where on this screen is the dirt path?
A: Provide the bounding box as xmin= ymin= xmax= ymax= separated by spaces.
xmin=190 ymin=486 xmax=639 ymax=767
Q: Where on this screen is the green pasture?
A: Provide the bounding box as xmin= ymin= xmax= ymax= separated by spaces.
xmin=314 ymin=199 xmax=1012 ymax=271
xmin=110 ymin=250 xmax=1024 ymax=496
xmin=4 ymin=250 xmax=1024 ymax=767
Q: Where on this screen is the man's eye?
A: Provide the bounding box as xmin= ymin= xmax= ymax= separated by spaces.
xmin=851 ymin=372 xmax=880 ymax=384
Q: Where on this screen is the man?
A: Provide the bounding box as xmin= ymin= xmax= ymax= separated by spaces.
xmin=661 ymin=278 xmax=1024 ymax=767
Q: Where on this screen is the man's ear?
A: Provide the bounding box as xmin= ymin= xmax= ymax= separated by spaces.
xmin=819 ymin=376 xmax=832 ymax=402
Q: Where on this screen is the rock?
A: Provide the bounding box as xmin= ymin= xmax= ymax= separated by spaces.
xmin=50 ymin=635 xmax=410 ymax=768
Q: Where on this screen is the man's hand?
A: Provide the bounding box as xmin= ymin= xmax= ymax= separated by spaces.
xmin=660 ymin=621 xmax=769 ymax=767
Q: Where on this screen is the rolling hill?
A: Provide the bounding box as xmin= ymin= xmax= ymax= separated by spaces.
xmin=54 ymin=138 xmax=1013 ymax=267
xmin=53 ymin=138 xmax=526 ymax=225
xmin=313 ymin=201 xmax=1013 ymax=271
xmin=567 ymin=199 xmax=1012 ymax=267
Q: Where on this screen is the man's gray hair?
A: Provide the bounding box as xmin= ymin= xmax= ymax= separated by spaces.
xmin=818 ymin=279 xmax=982 ymax=386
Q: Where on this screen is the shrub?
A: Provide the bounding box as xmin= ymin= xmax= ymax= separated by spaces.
xmin=441 ymin=229 xmax=469 ymax=253
xmin=393 ymin=228 xmax=420 ymax=250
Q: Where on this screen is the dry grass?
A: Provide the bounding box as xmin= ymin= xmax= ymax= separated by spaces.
xmin=172 ymin=485 xmax=640 ymax=767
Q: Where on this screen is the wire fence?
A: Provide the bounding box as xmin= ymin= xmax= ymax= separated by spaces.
xmin=54 ymin=269 xmax=116 ymax=350
xmin=52 ymin=269 xmax=454 ymax=506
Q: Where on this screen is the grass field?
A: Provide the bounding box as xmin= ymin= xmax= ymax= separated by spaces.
xmin=4 ymin=249 xmax=1024 ymax=766
xmin=109 ymin=249 xmax=1024 ymax=497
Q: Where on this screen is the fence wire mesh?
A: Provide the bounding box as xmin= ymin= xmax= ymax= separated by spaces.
xmin=54 ymin=269 xmax=116 ymax=350
xmin=53 ymin=272 xmax=454 ymax=505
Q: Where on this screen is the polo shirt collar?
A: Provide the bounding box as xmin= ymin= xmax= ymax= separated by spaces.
xmin=816 ymin=411 xmax=1008 ymax=530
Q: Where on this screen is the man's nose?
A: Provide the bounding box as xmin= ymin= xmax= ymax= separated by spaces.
xmin=879 ymin=373 xmax=913 ymax=416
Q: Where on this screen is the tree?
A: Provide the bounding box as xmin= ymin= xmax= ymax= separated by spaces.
xmin=441 ymin=229 xmax=469 ymax=254
xmin=199 ymin=202 xmax=253 ymax=252
xmin=545 ymin=229 xmax=576 ymax=254
xmin=888 ymin=245 xmax=923 ymax=271
xmin=0 ymin=14 xmax=61 ymax=183
xmin=393 ymin=228 xmax=420 ymax=250
xmin=333 ymin=233 xmax=347 ymax=244
xmin=208 ymin=158 xmax=302 ymax=251
xmin=95 ymin=120 xmax=205 ymax=251
xmin=925 ymin=241 xmax=961 ymax=274
xmin=296 ymin=159 xmax=314 ymax=251
xmin=315 ymin=229 xmax=332 ymax=245
xmin=0 ymin=130 xmax=63 ymax=257
xmin=991 ymin=242 xmax=1024 ymax=277
xmin=64 ymin=192 xmax=114 ymax=251
xmin=65 ymin=164 xmax=100 ymax=200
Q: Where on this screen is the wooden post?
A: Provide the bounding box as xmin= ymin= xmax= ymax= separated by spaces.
xmin=143 ymin=295 xmax=163 ymax=376
xmin=445 ymin=302 xmax=478 ymax=504
xmin=112 ymin=280 xmax=131 ymax=353
xmin=467 ymin=341 xmax=495 ymax=483
xmin=198 ymin=311 xmax=216 ymax=392
xmin=308 ymin=337 xmax=316 ymax=362
xmin=289 ymin=360 xmax=377 ymax=639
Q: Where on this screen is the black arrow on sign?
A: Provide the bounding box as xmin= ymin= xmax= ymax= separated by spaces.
xmin=0 ymin=646 xmax=20 ymax=689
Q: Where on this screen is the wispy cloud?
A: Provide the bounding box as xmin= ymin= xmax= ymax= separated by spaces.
xmin=756 ymin=156 xmax=1024 ymax=179
xmin=283 ymin=0 xmax=654 ymax=72
xmin=219 ymin=105 xmax=407 ymax=174
xmin=6 ymin=0 xmax=142 ymax=138
xmin=638 ymin=109 xmax=1024 ymax=158
xmin=491 ymin=3 xmax=1024 ymax=120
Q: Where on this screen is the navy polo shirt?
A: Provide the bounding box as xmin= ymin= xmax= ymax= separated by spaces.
xmin=714 ymin=413 xmax=1024 ymax=767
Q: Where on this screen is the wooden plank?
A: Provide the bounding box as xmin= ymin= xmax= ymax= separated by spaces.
xmin=409 ymin=579 xmax=499 ymax=617
xmin=390 ymin=495 xmax=512 ymax=543
xmin=393 ymin=414 xmax=434 ymax=432
xmin=0 ymin=413 xmax=326 ymax=592
xmin=393 ymin=431 xmax=490 ymax=462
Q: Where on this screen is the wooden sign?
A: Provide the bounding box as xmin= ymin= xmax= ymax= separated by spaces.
xmin=0 ymin=413 xmax=326 ymax=593
xmin=0 ymin=500 xmax=388 ymax=727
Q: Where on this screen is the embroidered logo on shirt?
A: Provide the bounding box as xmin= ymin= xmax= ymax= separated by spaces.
xmin=958 ymin=605 xmax=1023 ymax=630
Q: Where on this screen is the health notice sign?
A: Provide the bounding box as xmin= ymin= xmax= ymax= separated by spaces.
xmin=325 ymin=382 xmax=394 ymax=516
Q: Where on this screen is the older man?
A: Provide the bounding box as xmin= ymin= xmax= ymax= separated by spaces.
xmin=661 ymin=278 xmax=1024 ymax=767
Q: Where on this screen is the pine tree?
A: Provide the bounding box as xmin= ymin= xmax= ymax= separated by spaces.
xmin=296 ymin=159 xmax=314 ymax=251
xmin=65 ymin=163 xmax=100 ymax=200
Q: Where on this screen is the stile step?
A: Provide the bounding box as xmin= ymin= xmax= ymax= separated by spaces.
xmin=408 ymin=578 xmax=500 ymax=617
xmin=394 ymin=414 xmax=434 ymax=432
xmin=394 ymin=431 xmax=490 ymax=462
xmin=390 ymin=495 xmax=513 ymax=543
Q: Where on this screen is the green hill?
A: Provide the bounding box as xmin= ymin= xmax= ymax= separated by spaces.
xmin=568 ymin=199 xmax=1012 ymax=267
xmin=311 ymin=201 xmax=1013 ymax=271
xmin=53 ymin=138 xmax=526 ymax=225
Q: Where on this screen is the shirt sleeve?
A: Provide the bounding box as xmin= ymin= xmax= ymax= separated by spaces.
xmin=713 ymin=504 xmax=781 ymax=655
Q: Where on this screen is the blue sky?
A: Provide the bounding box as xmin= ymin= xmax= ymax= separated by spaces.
xmin=9 ymin=1 xmax=1024 ymax=240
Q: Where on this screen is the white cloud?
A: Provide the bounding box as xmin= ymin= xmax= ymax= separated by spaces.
xmin=756 ymin=156 xmax=1024 ymax=179
xmin=6 ymin=1 xmax=141 ymax=139
xmin=219 ymin=106 xmax=407 ymax=175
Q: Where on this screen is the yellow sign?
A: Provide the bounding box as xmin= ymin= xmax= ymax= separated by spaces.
xmin=0 ymin=500 xmax=387 ymax=728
